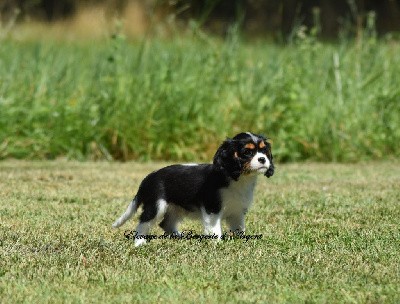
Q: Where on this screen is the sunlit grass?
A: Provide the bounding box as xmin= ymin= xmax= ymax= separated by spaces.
xmin=0 ymin=160 xmax=399 ymax=303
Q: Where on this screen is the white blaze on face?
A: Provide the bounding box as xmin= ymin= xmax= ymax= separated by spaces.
xmin=249 ymin=152 xmax=270 ymax=173
xmin=245 ymin=132 xmax=259 ymax=143
xmin=243 ymin=132 xmax=270 ymax=173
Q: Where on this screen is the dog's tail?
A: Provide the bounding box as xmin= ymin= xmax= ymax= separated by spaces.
xmin=112 ymin=196 xmax=139 ymax=228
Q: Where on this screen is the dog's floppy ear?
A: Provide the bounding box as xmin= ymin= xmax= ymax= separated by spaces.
xmin=265 ymin=152 xmax=274 ymax=178
xmin=264 ymin=138 xmax=274 ymax=178
xmin=213 ymin=139 xmax=242 ymax=181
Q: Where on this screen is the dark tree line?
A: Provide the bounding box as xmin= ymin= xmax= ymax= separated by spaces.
xmin=1 ymin=0 xmax=400 ymax=38
xmin=173 ymin=0 xmax=400 ymax=38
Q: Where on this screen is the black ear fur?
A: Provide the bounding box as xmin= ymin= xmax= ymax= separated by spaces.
xmin=256 ymin=134 xmax=274 ymax=178
xmin=265 ymin=152 xmax=274 ymax=178
xmin=213 ymin=139 xmax=242 ymax=181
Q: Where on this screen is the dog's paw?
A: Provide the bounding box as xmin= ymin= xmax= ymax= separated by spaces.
xmin=134 ymin=239 xmax=147 ymax=247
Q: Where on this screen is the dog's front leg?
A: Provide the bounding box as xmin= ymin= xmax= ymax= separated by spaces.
xmin=201 ymin=207 xmax=222 ymax=240
xmin=226 ymin=213 xmax=246 ymax=234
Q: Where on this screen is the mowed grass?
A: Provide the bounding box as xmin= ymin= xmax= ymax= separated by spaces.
xmin=0 ymin=160 xmax=399 ymax=303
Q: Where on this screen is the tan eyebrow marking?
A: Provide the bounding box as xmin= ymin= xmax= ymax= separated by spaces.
xmin=245 ymin=143 xmax=256 ymax=149
xmin=259 ymin=141 xmax=266 ymax=149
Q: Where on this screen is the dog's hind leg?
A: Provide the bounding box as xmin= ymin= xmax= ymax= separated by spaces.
xmin=134 ymin=199 xmax=168 ymax=246
xmin=159 ymin=208 xmax=182 ymax=235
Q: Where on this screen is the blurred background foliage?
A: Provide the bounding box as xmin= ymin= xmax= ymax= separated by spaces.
xmin=0 ymin=0 xmax=399 ymax=162
xmin=1 ymin=0 xmax=400 ymax=39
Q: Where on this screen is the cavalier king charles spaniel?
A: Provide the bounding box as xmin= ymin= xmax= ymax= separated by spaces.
xmin=112 ymin=132 xmax=274 ymax=246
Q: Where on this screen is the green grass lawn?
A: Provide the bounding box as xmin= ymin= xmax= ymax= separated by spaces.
xmin=0 ymin=160 xmax=399 ymax=303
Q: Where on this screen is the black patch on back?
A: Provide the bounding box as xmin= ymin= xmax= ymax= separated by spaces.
xmin=136 ymin=164 xmax=230 ymax=220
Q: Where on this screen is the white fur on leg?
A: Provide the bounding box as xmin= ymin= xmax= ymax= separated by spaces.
xmin=156 ymin=199 xmax=168 ymax=221
xmin=134 ymin=221 xmax=152 ymax=247
xmin=201 ymin=207 xmax=222 ymax=240
xmin=134 ymin=199 xmax=168 ymax=247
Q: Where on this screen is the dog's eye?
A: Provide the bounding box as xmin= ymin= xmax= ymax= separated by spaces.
xmin=242 ymin=149 xmax=253 ymax=157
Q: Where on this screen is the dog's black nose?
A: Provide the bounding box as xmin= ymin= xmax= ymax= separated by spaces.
xmin=258 ymin=157 xmax=266 ymax=164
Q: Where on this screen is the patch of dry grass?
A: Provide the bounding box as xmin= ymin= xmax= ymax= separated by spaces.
xmin=6 ymin=1 xmax=152 ymax=41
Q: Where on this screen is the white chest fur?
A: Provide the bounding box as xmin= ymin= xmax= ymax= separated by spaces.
xmin=220 ymin=174 xmax=258 ymax=218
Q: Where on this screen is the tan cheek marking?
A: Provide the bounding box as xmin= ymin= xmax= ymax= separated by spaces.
xmin=244 ymin=143 xmax=256 ymax=149
xmin=242 ymin=161 xmax=251 ymax=174
xmin=259 ymin=141 xmax=266 ymax=149
xmin=234 ymin=152 xmax=238 ymax=158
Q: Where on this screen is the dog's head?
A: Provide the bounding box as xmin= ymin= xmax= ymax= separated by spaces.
xmin=213 ymin=132 xmax=274 ymax=181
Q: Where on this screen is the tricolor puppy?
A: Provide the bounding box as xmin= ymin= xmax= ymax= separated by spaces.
xmin=112 ymin=132 xmax=274 ymax=246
